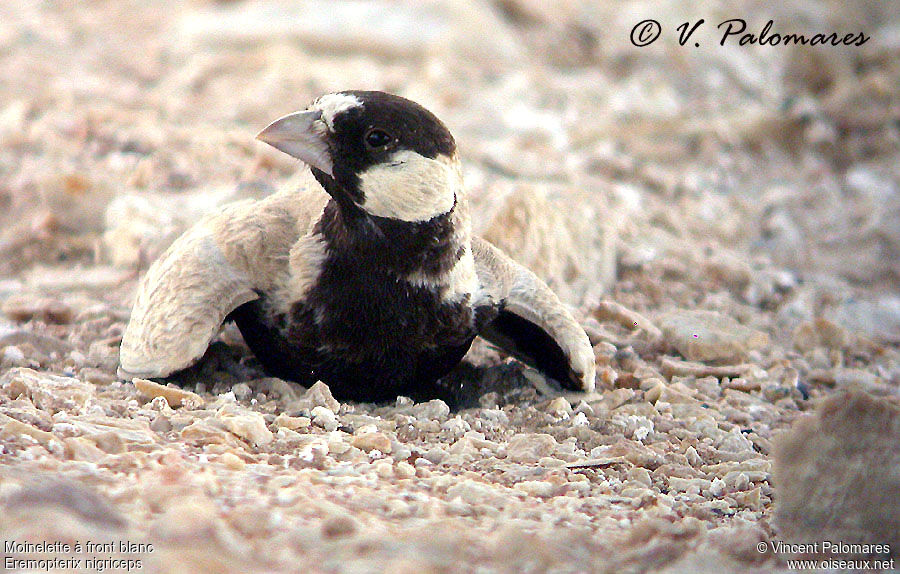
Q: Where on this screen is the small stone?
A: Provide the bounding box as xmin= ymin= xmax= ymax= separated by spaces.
xmin=422 ymin=447 xmax=448 ymax=464
xmin=595 ymin=388 xmax=634 ymax=410
xmin=256 ymin=377 xmax=303 ymax=401
xmin=321 ymin=514 xmax=357 ymax=539
xmin=80 ymin=367 xmax=116 ymax=385
xmin=685 ymin=446 xmax=702 ymax=467
xmin=478 ymin=392 xmax=499 ymax=409
xmin=0 ymin=99 xmax=28 ymax=142
xmin=394 ymin=461 xmax=416 ymax=479
xmin=571 ymin=412 xmax=589 ymax=427
xmin=374 ymin=460 xmax=394 ymax=479
xmin=217 ymin=451 xmax=245 ymax=470
xmin=216 ymin=404 xmax=274 ymax=446
xmin=515 ymin=480 xmax=557 ymax=497
xmin=827 ymin=295 xmax=900 ymax=343
xmin=302 ymin=381 xmax=340 ymax=412
xmin=179 ymin=420 xmax=231 ymax=445
xmin=621 ymin=415 xmax=653 ymax=442
xmin=352 ymin=431 xmax=392 ymax=454
xmin=154 ymin=495 xmax=218 ymax=540
xmin=792 ymin=320 xmax=818 ymax=353
xmin=717 ymin=428 xmax=754 ymax=453
xmin=573 ymin=401 xmax=594 ymax=416
xmin=274 ymin=413 xmax=311 ymax=430
xmin=326 ymin=433 xmax=350 ymax=455
xmin=657 ymin=385 xmax=697 ymax=405
xmin=643 ymin=381 xmax=665 ymax=403
xmin=479 ymin=409 xmax=509 ymax=426
xmin=149 ymin=414 xmax=172 ymax=433
xmin=0 ymin=331 xmax=72 ymax=357
xmin=545 ymin=396 xmax=572 ymax=416
xmin=2 ymin=345 xmax=28 ymax=367
xmin=506 ymin=433 xmax=558 ymax=463
xmin=733 ymin=486 xmax=762 ymax=511
xmin=311 ymin=406 xmax=339 ymax=431
xmin=62 ymin=436 xmax=105 ymax=462
xmin=0 ymin=412 xmax=58 ymax=447
xmin=668 ymin=477 xmax=711 ymax=495
xmin=1 ymin=295 xmax=73 ymax=324
xmin=91 ymin=431 xmax=125 ymax=454
xmin=721 ymin=377 xmax=760 ymax=393
xmin=708 ymin=477 xmax=727 ymax=497
xmin=133 ymin=377 xmax=204 ymax=408
xmin=446 ymin=479 xmax=503 ymax=506
xmin=593 ymin=341 xmax=618 ymax=363
xmin=441 ymin=416 xmax=470 ymax=436
xmin=87 ymin=339 xmax=120 ymax=371
xmin=627 ymin=467 xmax=652 ymax=487
xmin=232 ymin=382 xmax=252 ymax=400
xmin=392 ymin=442 xmax=411 ymax=463
xmin=813 ymin=318 xmax=849 ymax=349
xmin=2 ymin=367 xmax=93 ymax=412
xmin=448 ymin=436 xmax=479 ymax=461
xmin=725 ymin=472 xmax=751 ymax=491
xmin=793 ymin=318 xmax=849 ymax=352
xmin=409 ymin=399 xmax=450 ymax=420
xmin=598 ymin=365 xmax=618 ymax=386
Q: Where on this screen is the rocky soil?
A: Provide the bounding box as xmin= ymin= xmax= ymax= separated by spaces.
xmin=1 ymin=1 xmax=899 ymax=573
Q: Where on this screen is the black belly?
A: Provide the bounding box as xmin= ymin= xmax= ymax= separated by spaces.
xmin=228 ymin=281 xmax=479 ymax=402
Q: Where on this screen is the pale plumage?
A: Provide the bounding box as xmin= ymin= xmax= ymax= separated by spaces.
xmin=119 ymin=91 xmax=595 ymax=400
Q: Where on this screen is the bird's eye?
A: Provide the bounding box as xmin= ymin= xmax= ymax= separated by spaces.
xmin=364 ymin=128 xmax=394 ymax=150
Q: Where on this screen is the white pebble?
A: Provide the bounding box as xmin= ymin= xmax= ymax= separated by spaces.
xmin=2 ymin=345 xmax=26 ymax=365
xmin=312 ymin=406 xmax=339 ymax=431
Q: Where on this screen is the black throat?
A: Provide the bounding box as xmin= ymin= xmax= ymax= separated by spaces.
xmin=314 ymin=198 xmax=462 ymax=277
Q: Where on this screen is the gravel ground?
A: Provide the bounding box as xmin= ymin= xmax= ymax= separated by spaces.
xmin=1 ymin=1 xmax=899 ymax=573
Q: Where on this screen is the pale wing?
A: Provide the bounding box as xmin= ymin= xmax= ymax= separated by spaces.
xmin=472 ymin=236 xmax=596 ymax=392
xmin=119 ymin=188 xmax=327 ymax=379
xmin=118 ymin=216 xmax=258 ymax=378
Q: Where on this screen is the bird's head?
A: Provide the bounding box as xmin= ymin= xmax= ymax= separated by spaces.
xmin=257 ymin=91 xmax=462 ymax=223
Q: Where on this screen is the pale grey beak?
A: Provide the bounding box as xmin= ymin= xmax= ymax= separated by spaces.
xmin=256 ymin=110 xmax=334 ymax=176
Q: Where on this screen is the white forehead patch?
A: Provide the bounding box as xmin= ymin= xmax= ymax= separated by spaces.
xmin=357 ymin=151 xmax=461 ymax=222
xmin=313 ymin=93 xmax=363 ymax=130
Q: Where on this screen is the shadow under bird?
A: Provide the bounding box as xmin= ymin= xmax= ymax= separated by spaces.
xmin=118 ymin=91 xmax=595 ymax=401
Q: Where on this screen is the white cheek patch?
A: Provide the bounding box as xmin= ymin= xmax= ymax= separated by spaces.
xmin=357 ymin=151 xmax=460 ymax=222
xmin=314 ymin=93 xmax=363 ymax=131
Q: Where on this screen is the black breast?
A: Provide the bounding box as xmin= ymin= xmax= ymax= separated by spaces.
xmin=231 ymin=201 xmax=478 ymax=401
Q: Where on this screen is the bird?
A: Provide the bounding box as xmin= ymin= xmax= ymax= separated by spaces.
xmin=118 ymin=90 xmax=596 ymax=401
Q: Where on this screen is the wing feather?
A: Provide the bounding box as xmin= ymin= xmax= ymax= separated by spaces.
xmin=472 ymin=237 xmax=596 ymax=391
xmin=118 ymin=188 xmax=327 ymax=379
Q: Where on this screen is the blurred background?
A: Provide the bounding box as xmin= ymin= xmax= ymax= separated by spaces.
xmin=1 ymin=3 xmax=899 ymax=570
xmin=0 ymin=0 xmax=898 ymax=342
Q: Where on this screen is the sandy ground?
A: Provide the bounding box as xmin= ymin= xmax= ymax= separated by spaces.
xmin=1 ymin=1 xmax=899 ymax=572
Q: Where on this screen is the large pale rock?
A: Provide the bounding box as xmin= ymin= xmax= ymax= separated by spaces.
xmin=657 ymin=310 xmax=769 ymax=362
xmin=476 ymin=182 xmax=616 ymax=303
xmin=774 ymin=391 xmax=900 ymax=559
